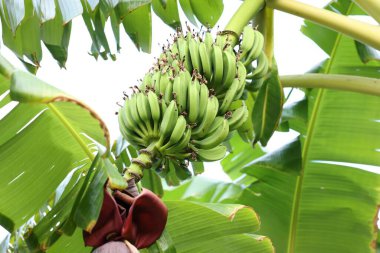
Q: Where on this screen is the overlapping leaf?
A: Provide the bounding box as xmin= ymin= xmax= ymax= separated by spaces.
xmin=0 ymin=0 xmax=225 ymax=68
xmin=222 ymin=1 xmax=380 ymax=252
xmin=0 ymin=66 xmax=109 ymax=233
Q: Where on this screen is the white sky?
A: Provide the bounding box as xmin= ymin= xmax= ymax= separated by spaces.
xmin=0 ymin=0 xmax=332 ymax=244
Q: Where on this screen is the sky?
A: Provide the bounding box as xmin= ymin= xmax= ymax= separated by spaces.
xmin=0 ymin=0 xmax=334 ymax=245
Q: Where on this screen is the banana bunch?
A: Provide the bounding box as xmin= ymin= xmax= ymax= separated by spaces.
xmin=117 ymin=26 xmax=269 ymax=181
xmin=118 ymin=71 xmax=248 ymax=179
xmin=238 ymin=25 xmax=270 ymax=91
xmin=156 ymin=29 xmax=249 ymax=104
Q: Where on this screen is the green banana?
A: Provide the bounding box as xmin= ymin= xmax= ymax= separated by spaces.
xmin=189 ymin=37 xmax=202 ymax=72
xmin=164 ymin=77 xmax=174 ymax=102
xmin=173 ymin=71 xmax=188 ymax=113
xmin=151 ymin=70 xmax=161 ymax=95
xmin=239 ymin=26 xmax=255 ymax=59
xmin=187 ymin=77 xmax=200 ymax=123
xmin=210 ymin=45 xmax=224 ymax=88
xmin=128 ymin=94 xmax=149 ymax=136
xmin=221 ymin=49 xmax=237 ymax=90
xmin=136 ymin=92 xmax=153 ymax=134
xmin=198 ymin=42 xmax=212 ymax=80
xmin=204 ymin=31 xmax=214 ymax=53
xmin=215 ymin=34 xmax=228 ymax=48
xmin=197 ymin=82 xmax=209 ymax=121
xmin=194 ymin=145 xmax=227 ymax=162
xmin=234 ymin=61 xmax=247 ymax=100
xmin=191 ymin=95 xmax=219 ymax=139
xmin=141 ymin=72 xmax=152 ymax=91
xmin=243 ymin=30 xmax=264 ymax=66
xmin=119 ymin=99 xmax=145 ymax=138
xmin=177 ymin=36 xmax=192 ymax=71
xmin=159 ymin=100 xmax=179 ymax=144
xmin=206 ymin=116 xmax=224 ymax=134
xmin=147 ymin=91 xmax=161 ymax=134
xmin=227 ymin=105 xmax=248 ymax=131
xmin=159 ymin=68 xmax=171 ymax=96
xmin=161 ymin=115 xmax=187 ymax=150
xmin=192 ymin=118 xmax=229 ymax=149
xmin=219 ymin=78 xmax=240 ymax=114
xmin=165 ymin=128 xmax=191 ymax=154
xmin=247 ymin=51 xmax=269 ymax=80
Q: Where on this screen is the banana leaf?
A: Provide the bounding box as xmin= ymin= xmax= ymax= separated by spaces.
xmin=221 ymin=1 xmax=380 ymax=252
xmin=0 ymin=0 xmax=224 ymax=68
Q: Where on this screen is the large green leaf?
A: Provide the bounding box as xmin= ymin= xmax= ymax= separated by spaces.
xmin=252 ymin=66 xmax=284 ymax=146
xmin=163 ymin=200 xmax=274 ymax=253
xmin=221 ymin=1 xmax=380 ymax=252
xmin=0 ymin=67 xmax=109 ymax=233
xmin=190 ymin=0 xmax=223 ymax=28
xmin=152 ymin=0 xmax=181 ymax=29
xmin=47 ymin=229 xmax=91 ymax=253
xmin=121 ymin=3 xmax=152 ymax=53
xmin=0 ymin=0 xmax=226 ymax=66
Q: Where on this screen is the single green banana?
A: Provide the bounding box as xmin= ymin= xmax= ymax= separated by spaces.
xmin=234 ymin=61 xmax=247 ymax=100
xmin=164 ymin=78 xmax=174 ymax=102
xmin=141 ymin=72 xmax=152 ymax=91
xmin=118 ymin=99 xmax=145 ymax=138
xmin=194 ymin=145 xmax=227 ymax=162
xmin=210 ymin=45 xmax=224 ymax=89
xmin=151 ymin=70 xmax=161 ymax=95
xmin=215 ymin=34 xmax=228 ymax=48
xmin=147 ymin=91 xmax=161 ymax=134
xmin=128 ymin=94 xmax=149 ymax=136
xmin=168 ymin=42 xmax=179 ymax=63
xmin=187 ymin=77 xmax=200 ymax=123
xmin=227 ymin=105 xmax=248 ymax=131
xmin=239 ymin=26 xmax=255 ymax=59
xmin=189 ymin=37 xmax=202 ymax=72
xmin=159 ymin=68 xmax=171 ymax=96
xmin=165 ymin=128 xmax=191 ymax=154
xmin=177 ymin=36 xmax=192 ymax=71
xmin=161 ymin=100 xmax=168 ymax=115
xmin=192 ymin=117 xmax=229 ymax=149
xmin=136 ymin=92 xmax=153 ymax=134
xmin=161 ymin=115 xmax=187 ymax=150
xmin=219 ymin=78 xmax=240 ymax=114
xmin=206 ymin=116 xmax=224 ymax=134
xmin=204 ymin=31 xmax=214 ymax=53
xmin=119 ymin=123 xmax=147 ymax=147
xmin=247 ymin=51 xmax=269 ymax=80
xmin=159 ymin=100 xmax=179 ymax=144
xmin=198 ymin=42 xmax=212 ymax=81
xmin=191 ymin=95 xmax=219 ymax=139
xmin=197 ymin=82 xmax=209 ymax=121
xmin=171 ymin=59 xmax=181 ymax=74
xmin=244 ymin=30 xmax=264 ymax=66
xmin=221 ymin=49 xmax=237 ymax=90
xmin=173 ymin=72 xmax=188 ymax=113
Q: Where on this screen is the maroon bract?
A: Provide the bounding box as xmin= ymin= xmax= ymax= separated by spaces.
xmin=83 ymin=187 xmax=167 ymax=249
xmin=121 ymin=190 xmax=168 ymax=248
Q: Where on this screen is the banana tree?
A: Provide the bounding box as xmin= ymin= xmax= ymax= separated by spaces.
xmin=0 ymin=0 xmax=380 ymax=252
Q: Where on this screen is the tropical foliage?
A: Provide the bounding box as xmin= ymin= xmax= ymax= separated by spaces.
xmin=0 ymin=0 xmax=379 ymax=252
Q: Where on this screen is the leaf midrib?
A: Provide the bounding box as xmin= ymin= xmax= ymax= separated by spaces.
xmin=286 ymin=3 xmax=354 ymax=252
xmin=47 ymin=103 xmax=95 ymax=161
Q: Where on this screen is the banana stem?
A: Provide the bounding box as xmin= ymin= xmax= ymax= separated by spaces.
xmin=255 ymin=7 xmax=274 ymax=68
xmin=353 ymin=0 xmax=380 ymax=24
xmin=124 ymin=142 xmax=157 ymax=181
xmin=281 ymin=74 xmax=380 ymax=96
xmin=224 ymin=0 xmax=265 ymax=45
xmin=266 ymin=0 xmax=380 ymax=50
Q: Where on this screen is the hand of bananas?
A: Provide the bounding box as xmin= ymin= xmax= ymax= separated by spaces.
xmin=118 ymin=25 xmax=269 ymax=181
